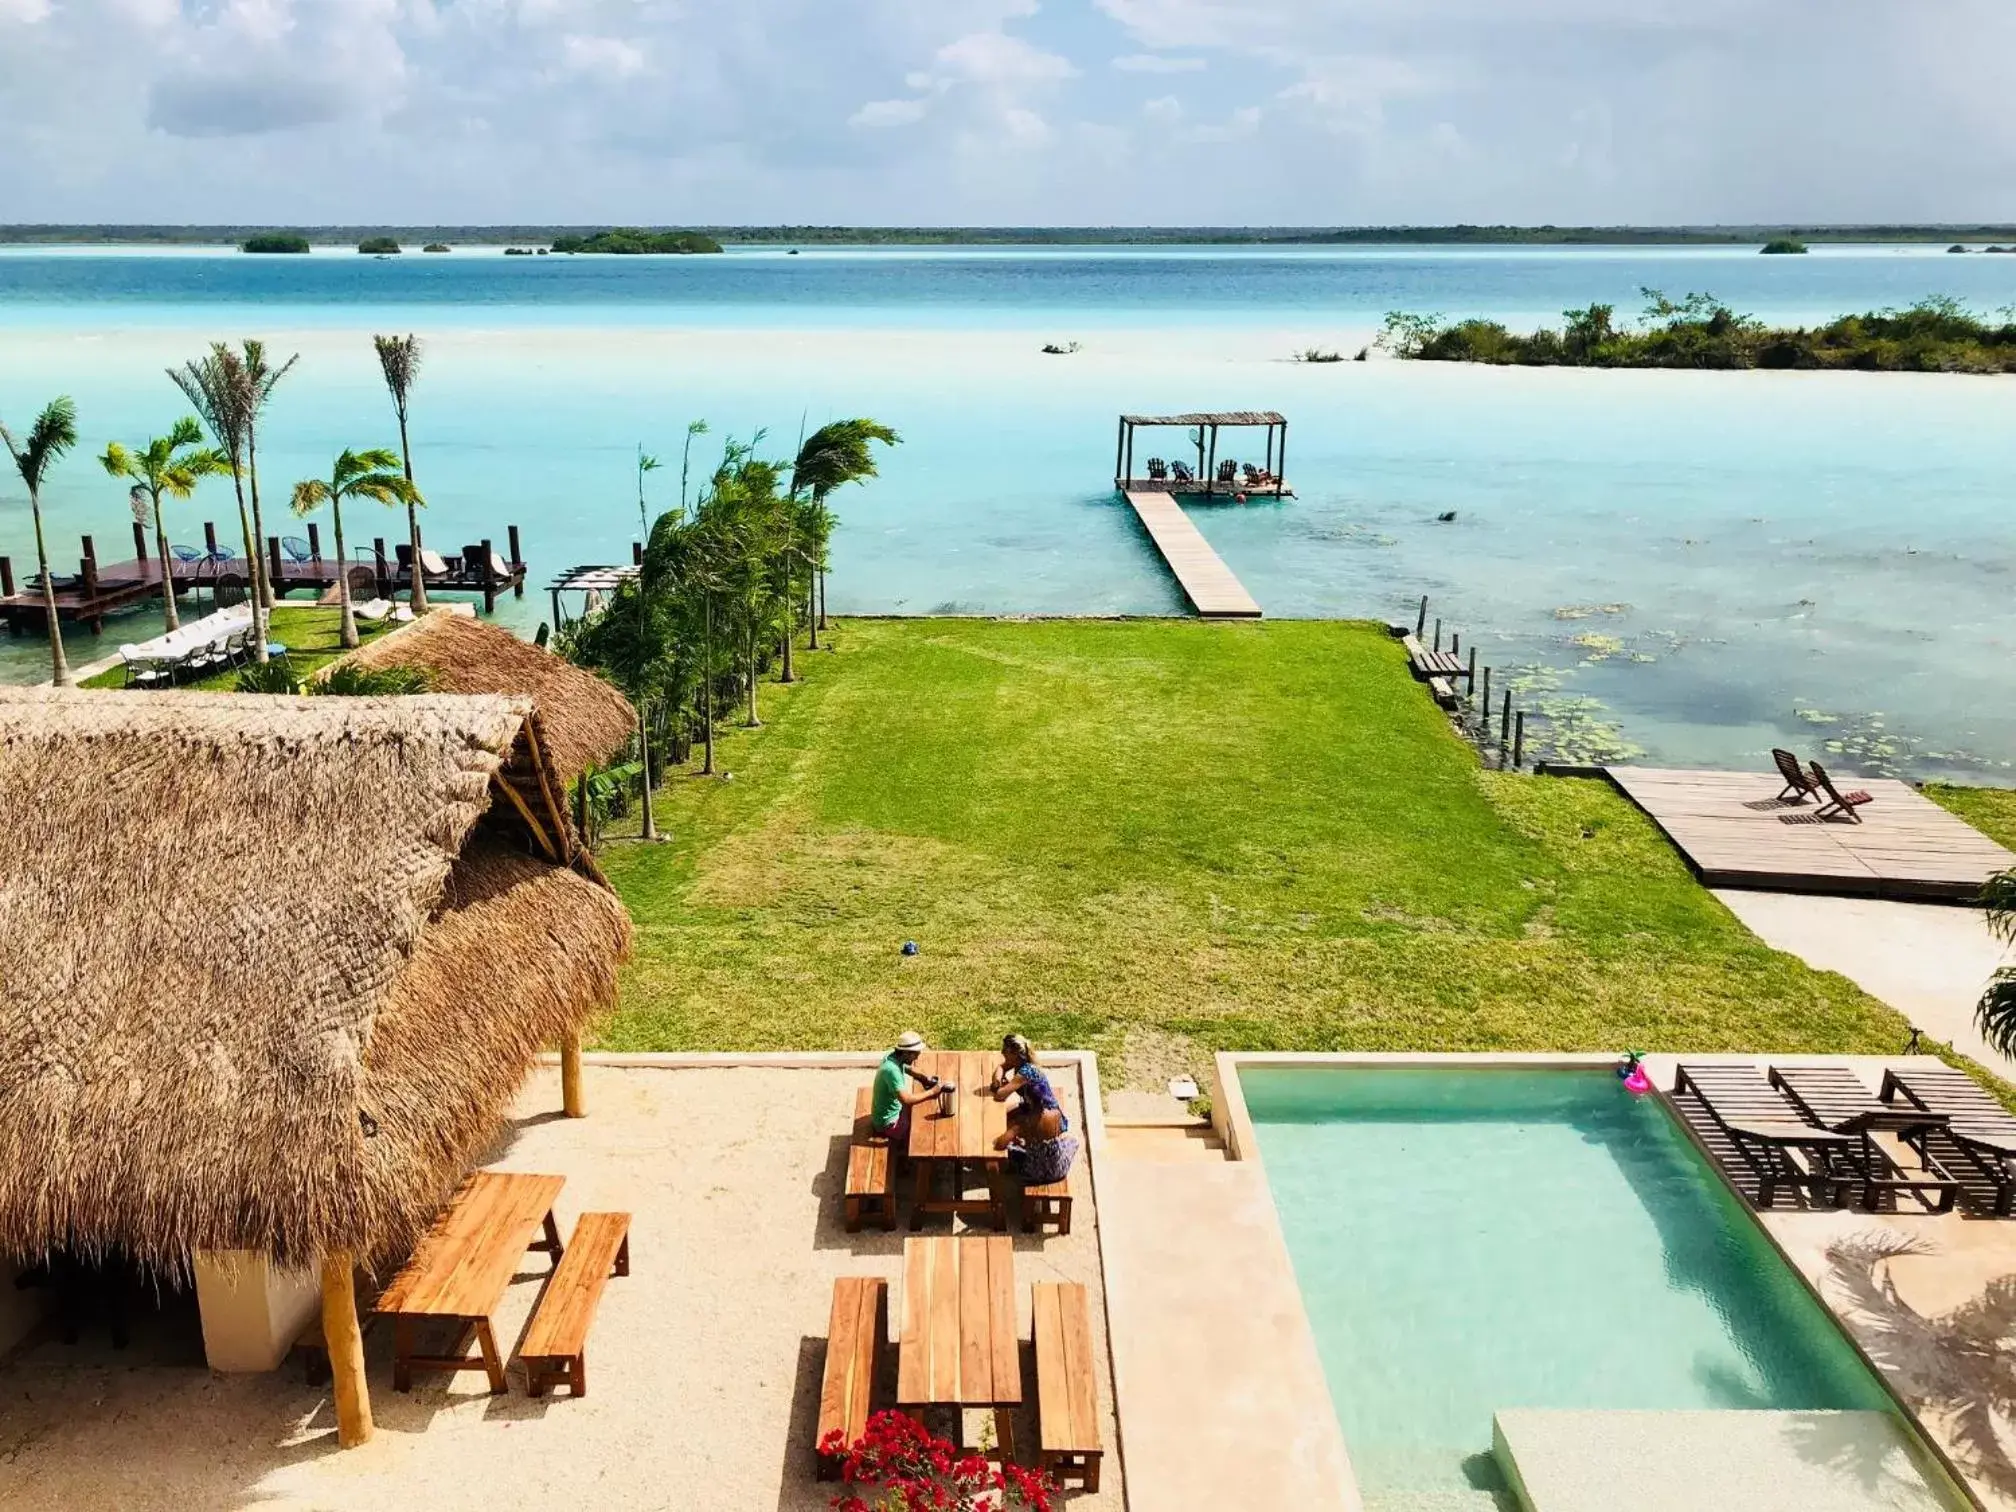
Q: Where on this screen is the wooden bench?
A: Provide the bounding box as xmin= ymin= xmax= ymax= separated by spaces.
xmin=816 ymin=1275 xmax=885 ymax=1479
xmin=846 ymin=1086 xmax=896 ymax=1233
xmin=1401 ymin=632 xmax=1464 ymax=681
xmin=1032 ymin=1281 xmax=1103 ymax=1492
xmin=1020 ymin=1167 xmax=1075 ymax=1236
xmin=520 ymin=1212 xmax=631 ymax=1398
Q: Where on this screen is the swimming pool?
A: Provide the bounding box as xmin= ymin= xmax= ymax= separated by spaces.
xmin=1245 ymin=1066 xmax=1900 ymax=1511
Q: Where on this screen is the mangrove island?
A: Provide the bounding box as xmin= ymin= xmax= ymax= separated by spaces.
xmin=549 ymin=228 xmax=723 ymax=255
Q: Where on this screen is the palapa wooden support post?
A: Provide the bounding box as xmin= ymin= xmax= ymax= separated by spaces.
xmin=562 ymin=1030 xmax=585 ymax=1118
xmin=508 ymin=525 xmax=524 ymax=597
xmin=1114 ymin=418 xmax=1126 ymax=486
xmin=1514 ymin=711 xmax=1526 ymax=769
xmin=0 ymin=557 xmax=13 ymax=597
xmin=1416 ymin=596 xmax=1428 ymax=637
xmin=132 ymin=519 xmax=150 ymax=565
xmin=307 ymin=522 xmax=323 ymax=568
xmin=1276 ymin=419 xmax=1287 ymax=490
xmin=481 ymin=538 xmax=497 ymax=614
xmin=320 ymin=1251 xmax=373 ymax=1447
xmin=203 ymin=520 xmax=219 ymax=558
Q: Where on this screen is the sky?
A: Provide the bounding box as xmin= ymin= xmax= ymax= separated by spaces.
xmin=0 ymin=0 xmax=2012 ymax=225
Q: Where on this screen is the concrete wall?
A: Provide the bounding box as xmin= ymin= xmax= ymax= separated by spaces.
xmin=193 ymin=1251 xmax=321 ymax=1373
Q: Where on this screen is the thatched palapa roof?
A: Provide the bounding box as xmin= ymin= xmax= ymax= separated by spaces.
xmin=0 ymin=688 xmax=633 ymax=1273
xmin=336 ymin=610 xmax=636 ymax=784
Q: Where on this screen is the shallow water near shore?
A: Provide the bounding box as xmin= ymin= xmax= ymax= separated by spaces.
xmin=1 ymin=244 xmax=2012 ymax=779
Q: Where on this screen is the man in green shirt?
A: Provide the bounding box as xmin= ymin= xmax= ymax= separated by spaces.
xmin=872 ymin=1030 xmax=940 ymax=1141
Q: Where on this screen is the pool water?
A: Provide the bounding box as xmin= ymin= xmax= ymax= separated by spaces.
xmin=1246 ymin=1068 xmax=1895 ymax=1511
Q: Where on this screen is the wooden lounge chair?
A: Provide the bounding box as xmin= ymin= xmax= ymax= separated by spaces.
xmin=1772 ymin=748 xmax=1817 ymax=803
xmin=520 ymin=1211 xmax=631 ymax=1397
xmin=1767 ymin=1065 xmax=1957 ymax=1213
xmin=1215 ymin=459 xmax=1238 ymax=485
xmin=1672 ymin=1063 xmax=1863 ymax=1208
xmin=815 ymin=1276 xmax=884 ymax=1479
xmin=1145 ymin=457 xmax=1168 ymax=481
xmin=1881 ymin=1065 xmax=2016 ymax=1216
xmin=1809 ymin=762 xmax=1873 ymax=822
xmin=1033 ymin=1282 xmax=1103 ymax=1492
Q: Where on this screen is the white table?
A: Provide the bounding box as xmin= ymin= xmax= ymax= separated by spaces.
xmin=131 ymin=606 xmax=251 ymax=662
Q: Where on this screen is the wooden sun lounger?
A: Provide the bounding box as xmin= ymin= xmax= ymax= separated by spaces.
xmin=1768 ymin=1065 xmax=1958 ymax=1213
xmin=1809 ymin=761 xmax=1873 ymax=822
xmin=1772 ymin=748 xmax=1817 ymax=803
xmin=1881 ymin=1065 xmax=2016 ymax=1216
xmin=1672 ymin=1063 xmax=1862 ymax=1208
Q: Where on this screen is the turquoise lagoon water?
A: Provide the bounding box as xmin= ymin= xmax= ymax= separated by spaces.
xmin=1247 ymin=1068 xmax=1897 ymax=1510
xmin=1 ymin=244 xmax=2013 ymax=779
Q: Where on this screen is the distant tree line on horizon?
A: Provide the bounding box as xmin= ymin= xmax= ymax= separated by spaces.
xmin=1379 ymin=292 xmax=2016 ymax=373
xmin=14 ymin=223 xmax=2016 ymax=247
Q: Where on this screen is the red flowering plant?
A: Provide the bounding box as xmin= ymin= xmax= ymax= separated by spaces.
xmin=823 ymin=1410 xmax=1056 ymax=1512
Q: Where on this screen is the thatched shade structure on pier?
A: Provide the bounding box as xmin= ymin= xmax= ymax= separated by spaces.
xmin=332 ymin=608 xmax=637 ymax=787
xmin=0 ymin=687 xmax=634 ymax=1445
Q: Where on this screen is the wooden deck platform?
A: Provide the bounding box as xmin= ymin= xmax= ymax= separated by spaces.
xmin=1120 ymin=490 xmax=1260 ymax=619
xmin=1604 ymin=765 xmax=2015 ymax=900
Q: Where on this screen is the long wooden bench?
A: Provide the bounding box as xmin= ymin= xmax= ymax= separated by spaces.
xmin=846 ymin=1086 xmax=896 ymax=1232
xmin=1032 ymin=1281 xmax=1103 ymax=1492
xmin=816 ymin=1275 xmax=885 ymax=1479
xmin=1019 ymin=1167 xmax=1075 ymax=1236
xmin=520 ymin=1211 xmax=631 ymax=1398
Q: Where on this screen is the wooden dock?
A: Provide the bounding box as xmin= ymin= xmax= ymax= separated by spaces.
xmin=1604 ymin=765 xmax=2015 ymax=900
xmin=1121 ymin=490 xmax=1260 ymax=619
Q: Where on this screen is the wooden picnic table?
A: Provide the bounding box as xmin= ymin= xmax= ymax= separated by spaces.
xmin=375 ymin=1170 xmax=566 ymax=1393
xmin=907 ymin=1050 xmax=1012 ymax=1230
xmin=898 ymin=1235 xmax=1022 ymax=1460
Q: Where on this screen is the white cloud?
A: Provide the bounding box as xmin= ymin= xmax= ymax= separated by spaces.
xmin=558 ymin=34 xmax=648 ymax=79
xmin=851 ymin=97 xmax=930 ymax=129
xmin=932 ymin=31 xmax=1075 ymax=87
xmin=0 ymin=0 xmax=53 ymax=24
xmin=1112 ymin=53 xmax=1204 ymax=73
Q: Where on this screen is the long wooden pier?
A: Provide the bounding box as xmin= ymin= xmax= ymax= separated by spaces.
xmin=1121 ymin=490 xmax=1260 ymax=618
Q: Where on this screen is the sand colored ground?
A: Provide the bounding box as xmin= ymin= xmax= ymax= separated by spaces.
xmin=0 ymin=1065 xmax=1120 ymax=1512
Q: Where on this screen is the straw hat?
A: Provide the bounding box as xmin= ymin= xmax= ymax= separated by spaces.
xmin=894 ymin=1030 xmax=927 ymax=1053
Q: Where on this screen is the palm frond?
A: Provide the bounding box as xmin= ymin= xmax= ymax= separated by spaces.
xmin=1980 ymin=866 xmax=2016 ymax=946
xmin=2 ymin=397 xmax=80 ymax=488
xmin=1977 ymin=970 xmax=2016 ymax=1057
xmin=290 ymin=479 xmax=332 ymax=517
xmin=373 ymin=334 xmax=423 ymax=411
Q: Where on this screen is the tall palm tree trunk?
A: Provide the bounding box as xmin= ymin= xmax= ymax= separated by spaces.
xmin=806 ymin=575 xmax=819 ymax=651
xmin=780 ymin=583 xmax=795 ymax=684
xmin=701 ymin=601 xmax=716 ymax=775
xmin=229 ymin=472 xmax=269 ymax=663
xmin=746 ymin=630 xmax=761 ymax=726
xmin=246 ymin=433 xmax=276 ymax=611
xmin=636 ymin=700 xmax=658 ymax=841
xmin=29 ymin=494 xmax=68 ymax=685
xmin=152 ymin=492 xmax=180 ymax=632
xmin=332 ymin=497 xmax=358 ymax=649
xmin=399 ymin=412 xmax=427 ymax=612
xmin=818 ymin=567 xmax=828 ymax=633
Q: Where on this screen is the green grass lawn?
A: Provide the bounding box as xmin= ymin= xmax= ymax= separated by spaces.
xmin=597 ymin=618 xmax=1921 ymax=1087
xmin=80 ymin=606 xmax=392 ymax=690
xmin=1926 ymin=783 xmax=2016 ymax=852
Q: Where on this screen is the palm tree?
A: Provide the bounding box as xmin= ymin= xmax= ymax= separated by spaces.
xmin=632 ymin=445 xmax=663 ymax=841
xmin=170 ymin=346 xmax=268 ymax=662
xmin=790 ymin=419 xmax=899 ymax=644
xmin=0 ymin=396 xmax=79 ymax=685
xmin=290 ymin=448 xmax=420 ymax=649
xmin=1975 ymin=869 xmax=2016 ymax=1054
xmin=239 ymin=340 xmax=299 ymax=611
xmin=373 ymin=334 xmax=427 ymax=610
xmin=100 ymin=418 xmax=231 ymax=633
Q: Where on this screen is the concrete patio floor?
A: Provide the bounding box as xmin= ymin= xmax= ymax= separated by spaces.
xmin=0 ymin=1065 xmax=1121 ymax=1512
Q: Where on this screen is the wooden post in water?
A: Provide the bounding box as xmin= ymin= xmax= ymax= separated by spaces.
xmin=1500 ymin=690 xmax=1512 ymax=746
xmin=268 ymin=537 xmax=284 ymax=598
xmin=1481 ymin=666 xmax=1491 ymax=719
xmin=131 ymin=519 xmax=149 ymax=565
xmin=203 ymin=520 xmax=219 ymax=558
xmin=1416 ymin=596 xmax=1428 ymax=637
xmin=307 ymin=522 xmax=323 ymax=572
xmin=1514 ymin=711 xmax=1526 ymax=769
xmin=1451 ymin=631 xmax=1460 ymax=657
xmin=0 ymin=558 xmax=13 ymax=597
xmin=1467 ymin=645 xmax=1478 ymax=690
xmin=1433 ymin=618 xmax=1442 ymax=653
xmin=508 ymin=525 xmax=524 ymax=597
xmin=481 ymin=538 xmax=497 ymax=614
xmin=320 ymin=1253 xmax=373 ymax=1447
xmin=373 ymin=538 xmax=390 ymax=599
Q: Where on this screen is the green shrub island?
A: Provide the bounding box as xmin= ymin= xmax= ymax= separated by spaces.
xmin=240 ymin=233 xmax=310 ymax=254
xmin=422 ymin=243 xmax=451 ymax=253
xmin=1379 ymin=292 xmax=2016 ymax=372
xmin=549 ymin=228 xmax=724 ymax=255
xmin=1759 ymin=237 xmax=1809 ymax=254
xmin=357 ymin=236 xmax=402 ymax=254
